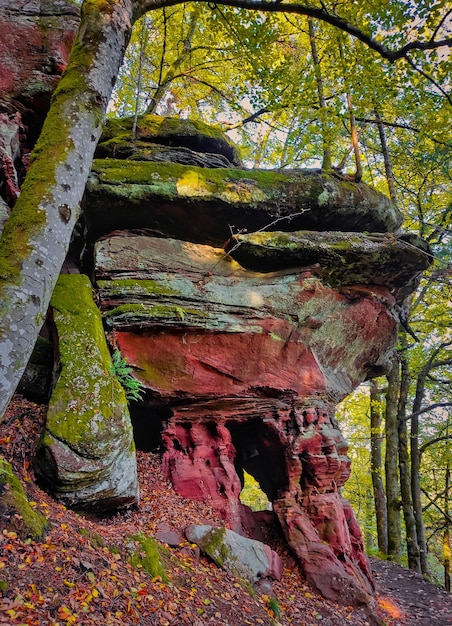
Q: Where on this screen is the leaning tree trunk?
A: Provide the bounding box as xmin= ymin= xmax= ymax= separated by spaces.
xmin=385 ymin=354 xmax=402 ymax=563
xmin=0 ymin=0 xmax=145 ymax=419
xmin=370 ymin=379 xmax=388 ymax=555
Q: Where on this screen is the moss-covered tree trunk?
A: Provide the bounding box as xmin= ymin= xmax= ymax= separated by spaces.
xmin=397 ymin=338 xmax=420 ymax=572
xmin=385 ymin=355 xmax=402 ymax=563
xmin=370 ymin=379 xmax=388 ymax=555
xmin=0 ymin=0 xmax=143 ymax=418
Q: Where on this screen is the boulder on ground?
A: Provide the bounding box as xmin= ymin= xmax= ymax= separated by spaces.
xmin=34 ymin=274 xmax=139 ymax=511
xmin=185 ymin=524 xmax=282 ymax=584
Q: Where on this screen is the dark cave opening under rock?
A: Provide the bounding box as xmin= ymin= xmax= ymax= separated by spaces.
xmin=129 ymin=401 xmax=172 ymax=452
xmin=227 ymin=418 xmax=288 ymax=504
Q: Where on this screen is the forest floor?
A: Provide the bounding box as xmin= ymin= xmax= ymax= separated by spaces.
xmin=1 ymin=396 xmax=452 ymax=626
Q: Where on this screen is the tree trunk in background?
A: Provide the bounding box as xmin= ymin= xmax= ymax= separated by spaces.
xmin=370 ymin=379 xmax=388 ymax=555
xmin=308 ymin=17 xmax=332 ymax=172
xmin=146 ymin=4 xmax=201 ymax=114
xmin=445 ymin=463 xmax=451 ymax=592
xmin=411 ymin=368 xmax=430 ymax=577
xmin=385 ymin=355 xmax=402 ymax=563
xmin=398 ymin=337 xmax=421 ymax=572
xmin=375 ymin=108 xmax=397 ymax=204
xmin=0 ymin=0 xmax=140 ymax=419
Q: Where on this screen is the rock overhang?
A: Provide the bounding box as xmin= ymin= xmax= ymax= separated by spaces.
xmin=45 ymin=112 xmax=433 ymax=607
xmin=83 ymin=159 xmax=403 ymax=245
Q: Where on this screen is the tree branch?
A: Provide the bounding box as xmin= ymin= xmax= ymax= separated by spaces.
xmin=139 ymin=0 xmax=452 ymax=64
xmin=355 ymin=116 xmax=452 ymax=148
xmin=404 ymin=54 xmax=452 ymax=107
xmin=402 ymin=401 xmax=452 ymax=423
xmin=420 ymin=434 xmax=452 ymax=458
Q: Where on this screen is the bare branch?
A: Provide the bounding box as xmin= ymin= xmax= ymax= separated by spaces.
xmin=355 ymin=116 xmax=452 ymax=148
xmin=402 ymin=401 xmax=452 ymax=423
xmin=420 ymin=434 xmax=452 ymax=457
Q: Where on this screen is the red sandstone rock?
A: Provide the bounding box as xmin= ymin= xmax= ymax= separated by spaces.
xmin=0 ymin=0 xmax=79 ymax=211
xmin=0 ymin=1 xmax=79 ymax=113
xmin=94 ymin=232 xmax=408 ymax=605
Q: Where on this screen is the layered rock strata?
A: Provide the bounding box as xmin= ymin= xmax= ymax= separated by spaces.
xmin=41 ymin=113 xmax=431 ymax=604
xmin=93 ymin=225 xmax=429 ymax=604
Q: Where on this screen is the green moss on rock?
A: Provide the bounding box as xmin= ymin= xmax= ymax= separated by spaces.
xmin=0 ymin=459 xmax=48 ymax=540
xmin=35 ymin=274 xmax=138 ymax=509
xmin=197 ymin=527 xmax=232 ymax=568
xmin=97 ymin=279 xmax=178 ymax=298
xmin=41 ymin=274 xmax=130 ymax=455
xmin=101 ymin=114 xmax=241 ymax=165
xmin=128 ymin=533 xmax=169 ymax=582
xmin=104 ymin=302 xmax=205 ymax=325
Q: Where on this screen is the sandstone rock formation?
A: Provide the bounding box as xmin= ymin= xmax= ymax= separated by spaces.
xmin=0 ymin=6 xmax=432 ymax=605
xmin=78 ymin=114 xmax=431 ymax=605
xmin=0 ymin=0 xmax=79 ymax=232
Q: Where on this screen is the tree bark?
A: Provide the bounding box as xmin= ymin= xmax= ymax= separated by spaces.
xmin=397 ymin=337 xmax=421 ymax=572
xmin=375 ymin=108 xmax=397 ymax=205
xmin=411 ymin=371 xmax=430 ymax=577
xmin=308 ymin=17 xmax=332 ymax=172
xmin=370 ymin=379 xmax=388 ymax=555
xmin=385 ymin=355 xmax=402 ymax=563
xmin=0 ymin=0 xmax=140 ymax=418
xmin=445 ymin=462 xmax=451 ymax=592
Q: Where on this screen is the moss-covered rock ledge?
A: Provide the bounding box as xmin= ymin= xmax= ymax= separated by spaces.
xmin=34 ymin=274 xmax=138 ymax=512
xmin=96 ymin=114 xmax=242 ymax=168
xmin=84 ymin=160 xmax=402 ymax=245
xmin=225 ymin=230 xmax=432 ymax=302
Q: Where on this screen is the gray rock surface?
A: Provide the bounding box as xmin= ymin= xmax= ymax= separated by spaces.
xmin=185 ymin=524 xmax=282 ymax=583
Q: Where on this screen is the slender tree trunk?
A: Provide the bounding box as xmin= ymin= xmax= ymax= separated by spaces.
xmin=308 ymin=17 xmax=332 ymax=172
xmin=146 ymin=4 xmax=201 ymax=114
xmin=0 ymin=0 xmax=142 ymax=418
xmin=337 ymin=36 xmax=362 ymax=181
xmin=132 ymin=15 xmax=149 ymax=140
xmin=345 ymin=92 xmax=362 ymax=181
xmin=445 ymin=462 xmax=451 ymax=592
xmin=411 ymin=369 xmax=430 ymax=577
xmin=370 ymin=379 xmax=388 ymax=555
xmin=375 ymin=108 xmax=397 ymax=204
xmin=398 ymin=337 xmax=421 ymax=572
xmin=385 ymin=355 xmax=402 ymax=563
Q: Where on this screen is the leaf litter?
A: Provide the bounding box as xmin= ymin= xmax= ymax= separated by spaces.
xmin=1 ymin=395 xmax=451 ymax=625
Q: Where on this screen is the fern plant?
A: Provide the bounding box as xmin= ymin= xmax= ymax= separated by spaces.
xmin=109 ymin=349 xmax=145 ymax=402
